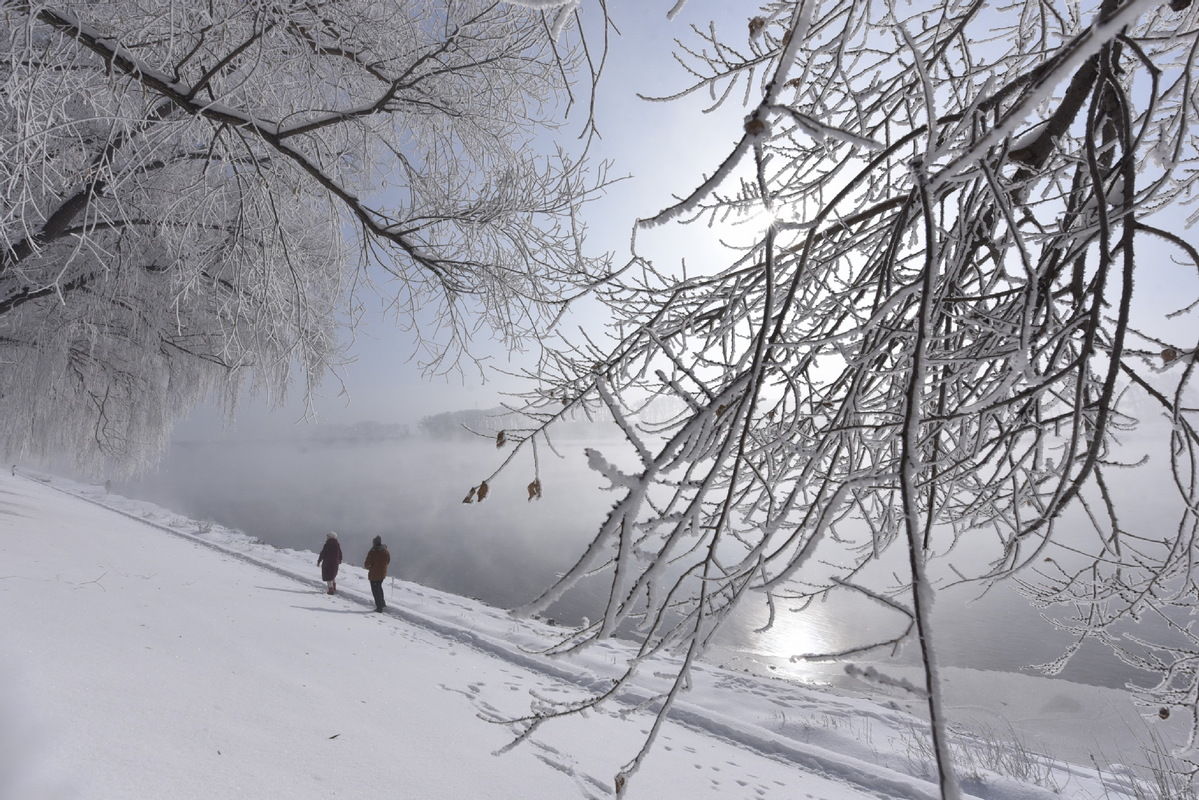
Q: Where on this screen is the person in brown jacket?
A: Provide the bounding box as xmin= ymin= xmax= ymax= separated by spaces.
xmin=363 ymin=535 xmax=391 ymax=612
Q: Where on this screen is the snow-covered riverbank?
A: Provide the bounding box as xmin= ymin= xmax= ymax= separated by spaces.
xmin=0 ymin=471 xmax=1176 ymax=799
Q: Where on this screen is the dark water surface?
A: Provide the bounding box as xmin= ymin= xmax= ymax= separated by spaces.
xmin=119 ymin=437 xmax=1158 ymax=691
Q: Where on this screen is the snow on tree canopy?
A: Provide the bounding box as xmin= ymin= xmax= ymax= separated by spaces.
xmin=0 ymin=1 xmax=610 ymax=474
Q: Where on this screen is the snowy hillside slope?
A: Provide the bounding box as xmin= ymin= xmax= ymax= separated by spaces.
xmin=0 ymin=472 xmax=1166 ymax=800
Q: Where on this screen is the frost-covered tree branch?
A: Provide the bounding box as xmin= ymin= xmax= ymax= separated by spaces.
xmin=0 ymin=0 xmax=612 ymax=472
xmin=483 ymin=0 xmax=1199 ymax=794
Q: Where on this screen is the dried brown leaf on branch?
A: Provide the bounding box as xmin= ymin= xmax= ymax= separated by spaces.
xmin=462 ymin=486 xmax=477 ymax=504
xmin=1163 ymin=347 xmax=1179 ymax=364
xmin=748 ymin=16 xmax=766 ymax=39
xmin=496 ymin=430 xmax=506 ymax=448
xmin=527 ymin=479 xmax=542 ymax=501
xmin=743 ymin=116 xmax=768 ymax=137
xmin=476 ymin=480 xmax=490 ymax=502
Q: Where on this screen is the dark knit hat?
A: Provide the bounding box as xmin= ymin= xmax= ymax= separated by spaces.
xmin=372 ymin=535 xmax=382 ymax=546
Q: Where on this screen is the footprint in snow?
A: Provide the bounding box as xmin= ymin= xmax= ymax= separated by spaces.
xmin=528 ymin=740 xmax=608 ymax=800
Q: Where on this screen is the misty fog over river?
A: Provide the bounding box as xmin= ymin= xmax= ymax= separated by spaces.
xmin=116 ymin=434 xmax=1162 ymax=692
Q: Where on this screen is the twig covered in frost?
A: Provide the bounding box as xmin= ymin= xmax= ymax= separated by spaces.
xmin=481 ymin=0 xmax=1199 ymax=796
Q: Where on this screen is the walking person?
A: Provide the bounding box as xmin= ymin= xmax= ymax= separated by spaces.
xmin=364 ymin=535 xmax=390 ymax=612
xmin=317 ymin=532 xmax=342 ymax=595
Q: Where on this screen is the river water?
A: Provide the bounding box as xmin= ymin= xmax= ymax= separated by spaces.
xmin=117 ymin=435 xmax=1160 ymax=692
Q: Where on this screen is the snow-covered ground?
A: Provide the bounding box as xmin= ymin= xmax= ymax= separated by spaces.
xmin=0 ymin=471 xmax=1179 ymax=800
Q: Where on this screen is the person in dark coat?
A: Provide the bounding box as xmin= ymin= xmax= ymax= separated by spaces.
xmin=363 ymin=535 xmax=391 ymax=612
xmin=317 ymin=532 xmax=342 ymax=595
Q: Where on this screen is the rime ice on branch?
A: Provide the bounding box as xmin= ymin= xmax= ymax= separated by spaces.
xmin=485 ymin=0 xmax=1199 ymax=795
xmin=0 ymin=1 xmax=610 ymax=473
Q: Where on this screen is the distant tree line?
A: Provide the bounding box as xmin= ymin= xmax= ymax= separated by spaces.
xmin=417 ymin=403 xmax=692 ymax=441
xmin=418 ymin=408 xmax=530 ymax=440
